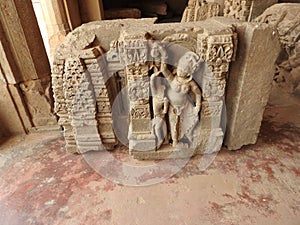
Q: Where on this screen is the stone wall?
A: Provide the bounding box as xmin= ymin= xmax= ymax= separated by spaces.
xmin=0 ymin=0 xmax=57 ymax=137
xmin=255 ymin=3 xmax=300 ymax=95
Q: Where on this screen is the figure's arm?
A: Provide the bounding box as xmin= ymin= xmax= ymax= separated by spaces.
xmin=160 ymin=63 xmax=174 ymax=81
xmin=150 ymin=71 xmax=161 ymax=96
xmin=163 ymin=97 xmax=169 ymax=114
xmin=191 ymin=81 xmax=202 ymax=113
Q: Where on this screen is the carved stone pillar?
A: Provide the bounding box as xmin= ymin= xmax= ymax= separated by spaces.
xmin=197 ymin=32 xmax=236 ymax=153
xmin=119 ymin=35 xmax=156 ymax=152
xmin=0 ymin=0 xmax=57 ymax=135
xmin=83 ymin=48 xmax=117 ymax=149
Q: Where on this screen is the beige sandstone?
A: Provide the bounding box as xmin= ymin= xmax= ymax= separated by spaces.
xmin=220 ymin=17 xmax=281 ymax=150
xmin=51 ymin=17 xmax=280 ymax=158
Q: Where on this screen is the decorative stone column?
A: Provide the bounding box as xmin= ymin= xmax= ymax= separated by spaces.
xmin=118 ymin=34 xmax=156 ymax=152
xmin=197 ymin=31 xmax=236 ymax=153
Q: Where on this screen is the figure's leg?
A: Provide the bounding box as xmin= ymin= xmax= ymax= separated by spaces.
xmin=168 ymin=106 xmax=178 ymax=147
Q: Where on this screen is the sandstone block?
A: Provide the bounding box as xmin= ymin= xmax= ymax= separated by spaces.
xmin=223 ymin=0 xmax=278 ymax=21
xmin=219 ymin=18 xmax=281 ymax=150
xmin=19 ymin=79 xmax=57 ymax=128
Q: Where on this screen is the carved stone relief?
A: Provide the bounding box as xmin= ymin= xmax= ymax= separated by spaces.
xmin=51 ymin=19 xmax=237 ymax=158
xmin=255 ymin=3 xmax=300 ymax=94
xmin=223 ymin=0 xmax=278 ymax=21
xmin=223 ymin=0 xmax=251 ymax=21
xmin=181 ymin=0 xmax=220 ymax=22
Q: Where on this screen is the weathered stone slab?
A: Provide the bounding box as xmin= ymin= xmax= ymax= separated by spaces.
xmin=20 ymin=79 xmax=57 ymax=128
xmin=255 ymin=3 xmax=300 ymax=95
xmin=213 ymin=18 xmax=282 ymax=150
xmin=223 ymin=0 xmax=278 ymax=21
xmin=181 ymin=0 xmax=220 ymax=22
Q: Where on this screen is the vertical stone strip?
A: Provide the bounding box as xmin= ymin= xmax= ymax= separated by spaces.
xmin=59 ymin=57 xmax=85 ymax=153
xmin=224 ymin=22 xmax=281 ymax=150
xmin=119 ymin=36 xmax=156 ymax=152
xmin=71 ymin=61 xmax=103 ymax=153
xmin=82 ymin=48 xmax=117 ymax=149
xmin=197 ymin=32 xmax=235 ymax=153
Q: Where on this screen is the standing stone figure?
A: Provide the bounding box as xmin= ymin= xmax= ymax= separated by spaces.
xmin=150 ymin=72 xmax=169 ymax=149
xmin=149 ymin=42 xmax=169 ymax=149
xmin=161 ymin=52 xmax=202 ymax=147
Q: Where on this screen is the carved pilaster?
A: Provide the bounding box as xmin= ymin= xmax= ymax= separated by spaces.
xmin=71 ymin=67 xmax=103 ymax=153
xmin=82 ymin=48 xmax=118 ymax=149
xmin=197 ymin=32 xmax=236 ymax=153
xmin=51 ymin=58 xmax=66 ymax=123
xmin=119 ymin=36 xmax=156 ymax=151
xmin=60 ymin=57 xmax=85 ymax=152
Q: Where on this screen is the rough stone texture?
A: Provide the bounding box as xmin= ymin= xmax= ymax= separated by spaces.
xmin=0 ymin=0 xmax=50 ymax=83
xmin=223 ymin=0 xmax=278 ymax=21
xmin=52 ymin=17 xmax=281 ymax=157
xmin=104 ymin=8 xmax=141 ymax=19
xmin=0 ymin=0 xmax=58 ymax=135
xmin=52 ymin=18 xmax=237 ymax=156
xmin=0 ymin=81 xmax=32 ymax=136
xmin=255 ymin=3 xmax=300 ymax=95
xmin=181 ymin=0 xmax=220 ymax=22
xmin=19 ymin=79 xmax=57 ymax=128
xmin=0 ymin=87 xmax=299 ymax=224
xmin=220 ymin=18 xmax=281 ymax=150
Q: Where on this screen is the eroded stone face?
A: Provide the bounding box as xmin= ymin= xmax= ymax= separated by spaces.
xmin=223 ymin=0 xmax=278 ymax=21
xmin=255 ymin=3 xmax=300 ymax=95
xmin=181 ymin=0 xmax=220 ymax=22
xmin=51 ymin=18 xmax=280 ymax=159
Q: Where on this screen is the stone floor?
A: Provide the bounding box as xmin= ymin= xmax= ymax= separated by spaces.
xmin=0 ymin=86 xmax=299 ymax=225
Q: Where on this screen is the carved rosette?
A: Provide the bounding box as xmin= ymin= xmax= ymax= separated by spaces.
xmin=128 ymin=78 xmax=150 ymax=102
